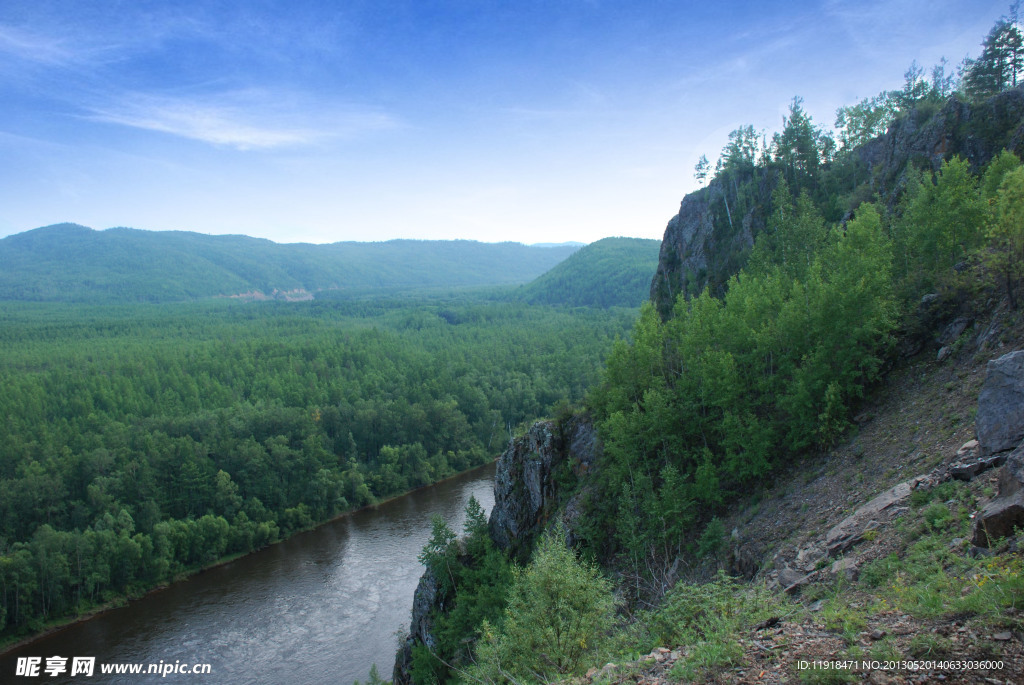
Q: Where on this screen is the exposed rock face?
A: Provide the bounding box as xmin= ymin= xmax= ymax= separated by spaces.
xmin=489 ymin=414 xmax=599 ymax=561
xmin=976 ymin=349 xmax=1024 ymax=456
xmin=857 ymin=87 xmax=1024 ymax=197
xmin=650 ymin=88 xmax=1024 ymax=318
xmin=649 ymin=171 xmax=774 ymax=318
xmin=392 ymin=569 xmax=442 ymax=685
xmin=970 ymin=349 xmax=1024 ymax=546
xmin=393 ymin=413 xmax=600 ymax=681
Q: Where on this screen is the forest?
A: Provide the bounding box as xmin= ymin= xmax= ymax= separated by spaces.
xmin=397 ymin=12 xmax=1024 ymax=683
xmin=0 ymin=295 xmax=637 ymax=642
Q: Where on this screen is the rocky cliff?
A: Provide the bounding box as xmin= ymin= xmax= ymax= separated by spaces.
xmin=489 ymin=414 xmax=599 ymax=560
xmin=392 ymin=414 xmax=600 ymax=682
xmin=650 ymin=87 xmax=1024 ymax=318
xmin=648 ymin=169 xmax=776 ymax=318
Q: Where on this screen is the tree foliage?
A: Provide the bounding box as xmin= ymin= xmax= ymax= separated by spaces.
xmin=466 ymin=528 xmax=615 ymax=683
xmin=964 ymin=11 xmax=1024 ymax=98
xmin=987 ymin=165 xmax=1024 ymax=308
xmin=586 ymin=197 xmax=897 ymax=576
xmin=0 ymin=298 xmax=630 ymax=640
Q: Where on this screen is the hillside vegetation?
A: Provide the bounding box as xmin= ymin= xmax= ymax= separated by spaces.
xmin=394 ymin=14 xmax=1024 ymax=684
xmin=0 ymin=224 xmax=580 ymax=303
xmin=514 ymin=237 xmax=661 ymax=308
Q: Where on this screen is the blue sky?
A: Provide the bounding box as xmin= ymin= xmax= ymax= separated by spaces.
xmin=0 ymin=0 xmax=1007 ymax=244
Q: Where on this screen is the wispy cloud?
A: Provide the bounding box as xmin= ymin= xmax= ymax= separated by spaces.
xmin=0 ymin=23 xmax=77 ymax=66
xmin=83 ymin=91 xmax=401 ymax=150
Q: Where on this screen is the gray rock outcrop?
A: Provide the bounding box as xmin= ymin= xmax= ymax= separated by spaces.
xmin=973 ymin=443 xmax=1024 ymax=547
xmin=392 ymin=568 xmax=443 ymax=685
xmin=393 ymin=413 xmax=600 ymax=681
xmin=976 ymin=349 xmax=1024 ymax=456
xmin=649 ymin=170 xmax=774 ymax=318
xmin=825 ymin=481 xmax=912 ymax=556
xmin=971 ymin=349 xmax=1024 ymax=546
xmin=489 ymin=413 xmax=598 ymax=560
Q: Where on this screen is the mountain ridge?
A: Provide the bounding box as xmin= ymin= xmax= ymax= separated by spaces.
xmin=0 ymin=224 xmax=584 ymax=303
xmin=514 ymin=236 xmax=661 ymax=308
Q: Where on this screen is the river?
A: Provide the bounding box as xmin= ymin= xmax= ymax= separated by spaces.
xmin=2 ymin=462 xmax=497 ymax=684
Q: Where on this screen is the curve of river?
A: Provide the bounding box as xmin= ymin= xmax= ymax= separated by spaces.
xmin=2 ymin=462 xmax=497 ymax=684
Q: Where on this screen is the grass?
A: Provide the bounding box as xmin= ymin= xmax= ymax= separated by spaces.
xmin=907 ymin=632 xmax=952 ymax=658
xmin=617 ymin=571 xmax=795 ymax=682
xmin=851 ymin=479 xmax=1024 ymax=630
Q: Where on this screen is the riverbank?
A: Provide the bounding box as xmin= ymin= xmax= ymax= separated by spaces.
xmin=0 ymin=458 xmax=498 ymax=658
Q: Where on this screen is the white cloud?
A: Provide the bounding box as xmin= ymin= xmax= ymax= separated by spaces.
xmin=0 ymin=23 xmax=76 ymax=66
xmin=83 ymin=91 xmax=401 ymax=150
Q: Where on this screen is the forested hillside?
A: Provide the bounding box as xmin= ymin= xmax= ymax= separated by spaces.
xmin=514 ymin=237 xmax=661 ymax=308
xmin=0 ymin=224 xmax=580 ymax=303
xmin=394 ymin=14 xmax=1024 ymax=683
xmin=0 ymin=297 xmax=636 ymax=643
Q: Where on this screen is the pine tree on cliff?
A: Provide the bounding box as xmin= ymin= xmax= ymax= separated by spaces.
xmin=964 ymin=7 xmax=1024 ymax=98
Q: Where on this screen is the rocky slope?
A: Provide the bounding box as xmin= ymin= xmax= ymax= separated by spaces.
xmin=567 ymin=301 xmax=1024 ymax=685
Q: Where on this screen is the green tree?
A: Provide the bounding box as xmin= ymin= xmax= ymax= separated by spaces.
xmin=835 ymin=92 xmax=896 ymax=150
xmin=773 ymin=96 xmax=832 ymax=185
xmin=982 ymin=149 xmax=1023 ymax=201
xmin=988 ymin=166 xmax=1024 ymax=308
xmin=418 ymin=515 xmax=458 ymax=595
xmin=895 ymin=156 xmax=986 ymax=292
xmin=694 ymin=154 xmax=710 ymax=187
xmin=468 ymin=528 xmax=615 ymax=682
xmin=964 ymin=12 xmax=1024 ymax=97
xmin=719 ymin=125 xmax=760 ymax=174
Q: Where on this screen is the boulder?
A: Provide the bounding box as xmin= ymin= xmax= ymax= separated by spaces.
xmin=795 ymin=542 xmax=826 ymax=573
xmin=998 ymin=442 xmax=1024 ymax=497
xmin=781 ymin=568 xmax=816 ymax=595
xmin=778 ymin=564 xmax=806 ymax=589
xmin=830 ymin=556 xmax=860 ymax=582
xmin=937 ymin=317 xmax=970 ymax=346
xmin=976 ymin=350 xmax=1024 ymax=456
xmin=956 ymin=439 xmax=980 ymax=460
xmin=973 ymin=493 xmax=1024 ymax=547
xmin=973 ymin=444 xmax=1024 ymax=546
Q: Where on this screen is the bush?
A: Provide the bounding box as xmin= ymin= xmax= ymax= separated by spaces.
xmin=697 ymin=517 xmax=726 ymax=558
xmin=468 ymin=528 xmax=616 ymax=682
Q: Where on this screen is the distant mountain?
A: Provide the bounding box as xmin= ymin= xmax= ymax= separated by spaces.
xmin=529 ymin=241 xmax=587 ymax=249
xmin=0 ymin=224 xmax=583 ymax=303
xmin=514 ymin=237 xmax=661 ymax=307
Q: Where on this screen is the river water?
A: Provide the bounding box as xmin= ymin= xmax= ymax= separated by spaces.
xmin=2 ymin=462 xmax=497 ymax=684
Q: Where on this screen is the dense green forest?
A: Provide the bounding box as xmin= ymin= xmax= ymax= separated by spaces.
xmin=0 ymin=296 xmax=636 ymax=641
xmin=400 ymin=14 xmax=1024 ymax=683
xmin=0 ymin=224 xmax=580 ymax=303
xmin=513 ymin=237 xmax=661 ymax=308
